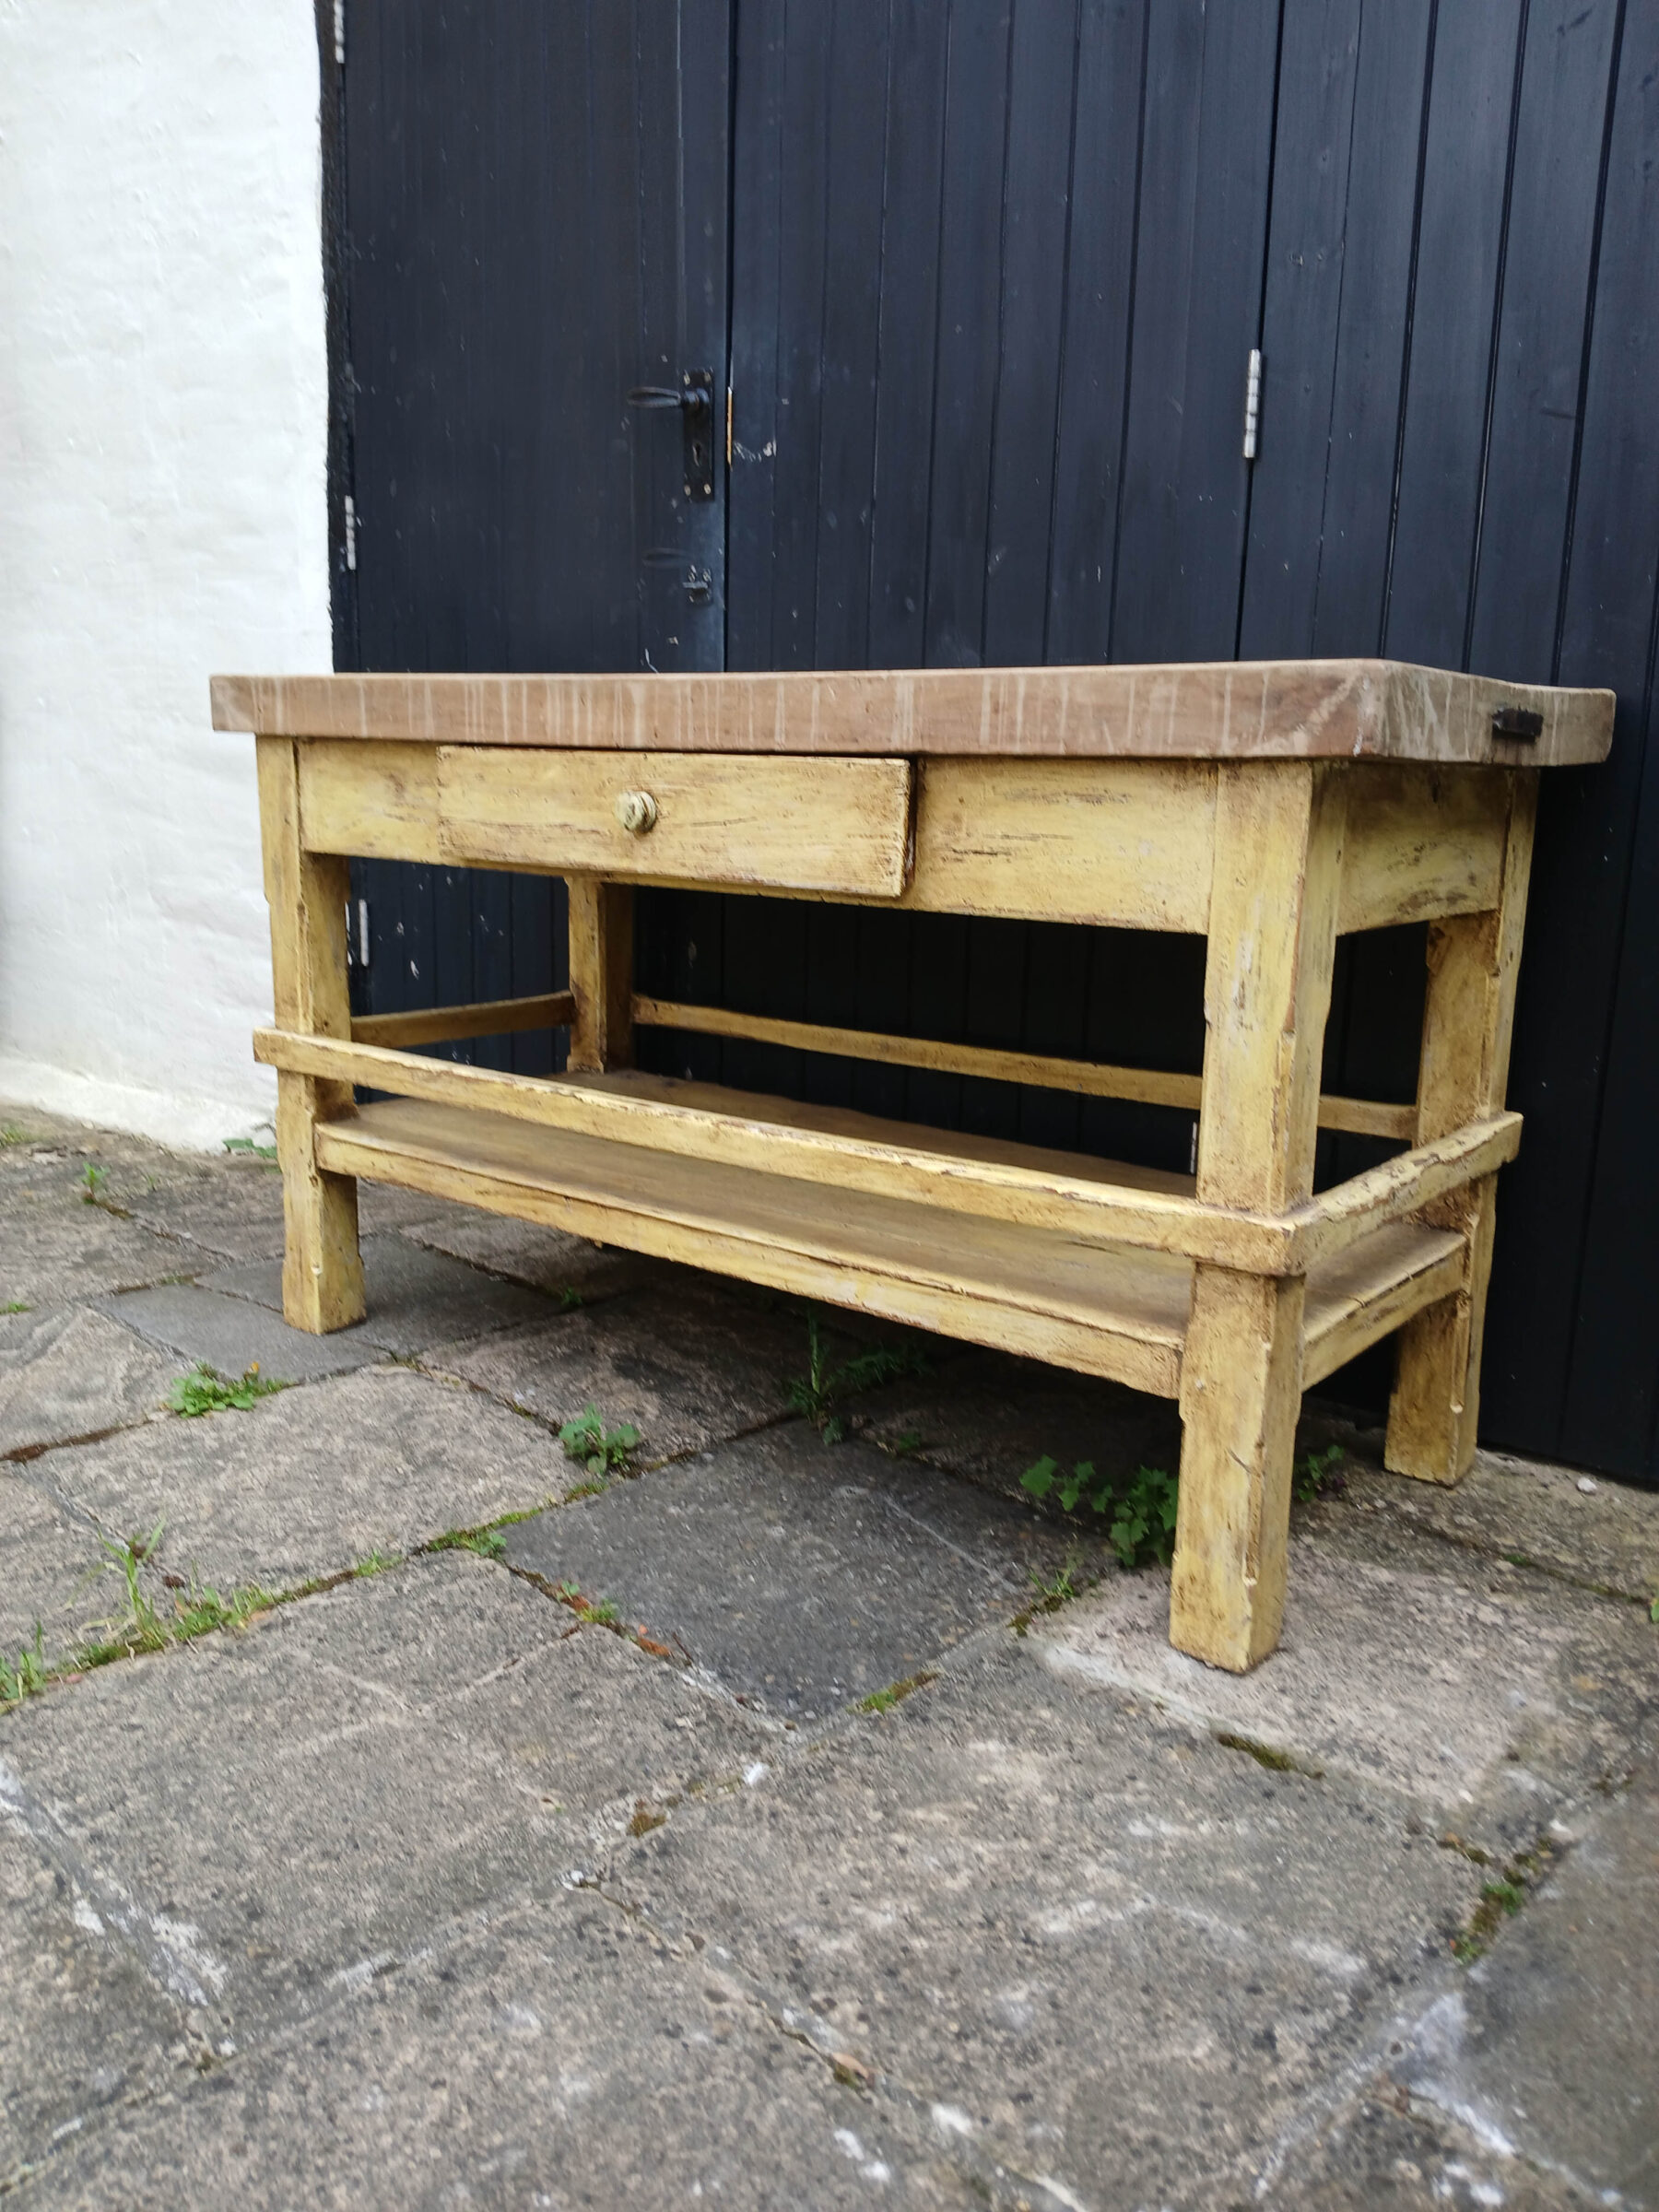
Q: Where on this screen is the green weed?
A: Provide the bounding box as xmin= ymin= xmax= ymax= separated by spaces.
xmin=1020 ymin=1456 xmax=1179 ymax=1571
xmin=857 ymin=1669 xmax=936 ymax=1715
xmin=429 ymin=1526 xmax=508 ymax=1561
xmin=353 ymin=1548 xmax=402 ymax=1579
xmin=3 ymin=1301 xmax=29 ymax=1316
xmin=80 ymin=1164 xmax=108 ymax=1204
xmin=1450 ymin=1843 xmax=1548 ymax=1962
xmin=166 ymin=1363 xmax=288 ymax=1417
xmin=553 ymin=1580 xmax=619 ymax=1626
xmin=166 ymin=1578 xmax=276 ymax=1641
xmin=223 ymin=1136 xmax=279 ymax=1163
xmin=1294 ymin=1442 xmax=1346 ymax=1504
xmin=559 ymin=1404 xmax=641 ymax=1477
xmin=557 ymin=1288 xmax=585 ymax=1312
xmin=0 ymin=1625 xmax=50 ymax=1711
xmin=87 ymin=1519 xmax=171 ymax=1657
xmin=886 ymin=1430 xmax=924 ymax=1459
xmin=0 ymin=1124 xmax=28 ymax=1147
xmin=785 ymin=1311 xmax=926 ymax=1443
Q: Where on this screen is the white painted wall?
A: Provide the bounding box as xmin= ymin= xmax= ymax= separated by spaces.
xmin=0 ymin=2 xmax=329 ymax=1147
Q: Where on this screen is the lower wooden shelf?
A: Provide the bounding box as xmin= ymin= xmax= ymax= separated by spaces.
xmin=314 ymin=1088 xmax=1465 ymax=1399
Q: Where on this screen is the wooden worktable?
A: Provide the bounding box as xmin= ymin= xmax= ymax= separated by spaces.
xmin=213 ymin=659 xmax=1613 ymax=1673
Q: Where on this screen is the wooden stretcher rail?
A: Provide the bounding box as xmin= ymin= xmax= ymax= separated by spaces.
xmin=351 ymin=990 xmax=575 ymax=1049
xmin=631 ymin=994 xmax=1417 ymax=1141
xmin=254 ymin=1024 xmax=1511 ymax=1277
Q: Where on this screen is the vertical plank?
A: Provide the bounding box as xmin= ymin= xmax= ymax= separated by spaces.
xmin=1465 ymin=0 xmax=1621 ymax=680
xmin=1382 ymin=0 xmax=1526 ymax=665
xmin=1046 ymin=0 xmax=1147 ymax=662
xmin=566 ymin=877 xmax=635 ymax=1073
xmin=1111 ymin=0 xmax=1279 ymax=661
xmin=256 ymin=739 xmax=365 ymax=1335
xmin=1238 ymin=0 xmax=1363 ymax=656
xmin=924 ymin=0 xmax=1014 ymax=668
xmin=1386 ymin=777 xmax=1537 ymax=1483
xmin=1306 ymin=0 xmax=1436 ymax=652
xmin=1171 ymin=763 xmax=1345 ymax=1670
xmin=982 ymin=0 xmax=1081 ymax=665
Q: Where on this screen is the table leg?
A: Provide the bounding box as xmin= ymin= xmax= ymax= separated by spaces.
xmin=1170 ymin=764 xmax=1346 ymax=1670
xmin=256 ymin=737 xmax=365 ymax=1334
xmin=1386 ymin=776 xmax=1537 ymax=1483
xmin=566 ymin=877 xmax=634 ymax=1073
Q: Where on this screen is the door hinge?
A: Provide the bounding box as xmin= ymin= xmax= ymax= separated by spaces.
xmin=1242 ymin=347 xmax=1263 ymax=462
xmin=343 ymin=492 xmax=358 ymax=573
xmin=345 ymin=898 xmax=371 ymax=969
xmin=333 ymin=0 xmax=345 ymax=65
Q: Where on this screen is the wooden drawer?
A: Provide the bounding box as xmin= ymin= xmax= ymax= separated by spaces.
xmin=436 ymin=747 xmax=913 ymax=896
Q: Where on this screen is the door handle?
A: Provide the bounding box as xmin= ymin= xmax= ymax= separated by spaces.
xmin=627 ymin=368 xmax=714 ymax=501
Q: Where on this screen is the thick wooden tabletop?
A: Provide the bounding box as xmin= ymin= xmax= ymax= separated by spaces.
xmin=212 ymin=660 xmax=1613 ymax=767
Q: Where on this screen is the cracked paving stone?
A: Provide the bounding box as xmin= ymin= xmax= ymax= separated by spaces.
xmin=201 ymin=1233 xmax=560 ymax=1357
xmin=27 ymin=1891 xmax=981 ymax=2211
xmin=1040 ymin=1529 xmax=1659 ymax=1853
xmin=0 ymin=1555 xmax=761 ymax=2042
xmin=0 ymin=1471 xmax=102 ymax=1668
xmin=22 ymin=1367 xmax=578 ymax=1595
xmin=506 ymin=1423 xmax=1087 ymax=1722
xmin=92 ymin=1282 xmax=389 ymax=1386
xmin=0 ymin=1204 xmax=190 ymax=1311
xmin=400 ymin=1208 xmax=662 ymax=1303
xmin=606 ymin=1637 xmax=1507 ymax=2211
xmin=0 ymin=1303 xmax=177 ymax=1460
xmin=433 ymin=1278 xmax=812 ymax=1460
xmin=0 ymin=1818 xmax=194 ymax=2194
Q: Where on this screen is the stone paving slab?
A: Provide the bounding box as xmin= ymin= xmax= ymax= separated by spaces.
xmin=0 ymin=1203 xmax=190 ymax=1311
xmin=1336 ymin=1445 xmax=1659 ymax=1606
xmin=92 ymin=1282 xmax=388 ymax=1385
xmin=608 ymin=1635 xmax=1483 ymax=2212
xmin=504 ymin=1424 xmax=1079 ymax=1721
xmin=1039 ymin=1532 xmax=1659 ymax=1853
xmin=27 ymin=1891 xmax=979 ymax=2211
xmin=119 ymin=1160 xmax=289 ymax=1264
xmin=0 ymin=1820 xmax=194 ymax=2197
xmin=0 ymin=1474 xmax=102 ymax=1669
xmin=20 ymin=1367 xmax=575 ymax=1594
xmin=202 ymin=1233 xmax=560 ymax=1356
xmin=435 ymin=1281 xmax=814 ymax=1461
xmin=0 ymin=1304 xmax=177 ymax=1460
xmin=0 ymin=1556 xmax=764 ymax=2040
xmin=402 ymin=1206 xmax=663 ymax=1302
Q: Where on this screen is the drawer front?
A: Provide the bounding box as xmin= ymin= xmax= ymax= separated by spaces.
xmin=437 ymin=747 xmax=913 ymax=896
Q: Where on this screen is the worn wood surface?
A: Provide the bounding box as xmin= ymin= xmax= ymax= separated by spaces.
xmin=1171 ymin=764 xmax=1346 ymax=1671
xmin=1387 ymin=776 xmax=1538 ymax=1481
xmin=254 ymin=737 xmax=365 ymax=1334
xmin=437 ymin=747 xmax=915 ymax=897
xmin=211 ymin=662 xmax=1612 ymax=765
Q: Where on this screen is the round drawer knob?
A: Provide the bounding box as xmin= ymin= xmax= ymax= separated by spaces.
xmin=615 ymin=789 xmax=658 ymax=836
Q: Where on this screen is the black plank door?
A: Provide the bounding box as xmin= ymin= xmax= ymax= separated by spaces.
xmin=330 ymin=0 xmax=732 ymax=1070
xmin=326 ymin=0 xmax=1659 ymax=1483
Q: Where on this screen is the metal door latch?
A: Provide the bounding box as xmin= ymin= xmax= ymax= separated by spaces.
xmin=627 ymin=369 xmax=715 ymax=500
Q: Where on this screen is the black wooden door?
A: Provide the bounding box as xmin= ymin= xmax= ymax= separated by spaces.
xmin=328 ymin=0 xmax=1659 ymax=1484
xmin=332 ymin=0 xmax=731 ymax=1069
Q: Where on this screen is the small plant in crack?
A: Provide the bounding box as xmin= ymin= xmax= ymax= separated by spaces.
xmin=1293 ymin=1442 xmax=1346 ymax=1504
xmin=166 ymin=1363 xmax=288 ymax=1417
xmin=784 ymin=1311 xmax=926 ymax=1443
xmin=1021 ymin=1457 xmax=1179 ymax=1571
xmin=556 ymin=1288 xmax=585 ymax=1312
xmin=0 ymin=1625 xmax=50 ymax=1711
xmin=559 ymin=1405 xmax=640 ymax=1479
xmin=3 ymin=1301 xmax=29 ymax=1316
xmin=1027 ymin=1547 xmax=1088 ymax=1608
xmin=222 ymin=1136 xmax=279 ymax=1164
xmin=856 ymin=1669 xmax=936 ymax=1715
xmin=86 ymin=1518 xmax=171 ymax=1656
xmin=353 ymin=1548 xmax=402 ymax=1579
xmin=79 ymin=1163 xmax=108 ymax=1204
xmin=0 ymin=1124 xmax=28 ymax=1147
xmin=429 ymin=1526 xmax=509 ymax=1561
xmin=553 ymin=1581 xmax=619 ymax=1626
